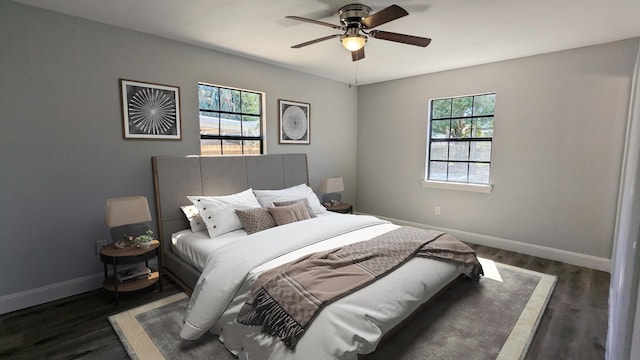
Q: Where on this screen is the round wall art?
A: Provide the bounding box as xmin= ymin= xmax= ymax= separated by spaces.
xmin=278 ymin=99 xmax=310 ymax=144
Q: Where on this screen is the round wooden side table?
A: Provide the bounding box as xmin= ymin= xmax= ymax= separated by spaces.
xmin=325 ymin=202 xmax=353 ymax=214
xmin=99 ymin=240 xmax=161 ymax=304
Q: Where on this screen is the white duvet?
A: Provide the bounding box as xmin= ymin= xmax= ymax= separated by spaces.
xmin=180 ymin=214 xmax=470 ymax=359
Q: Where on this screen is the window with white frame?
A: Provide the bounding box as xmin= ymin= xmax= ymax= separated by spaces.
xmin=198 ymin=83 xmax=264 ymax=155
xmin=426 ymin=93 xmax=495 ymax=184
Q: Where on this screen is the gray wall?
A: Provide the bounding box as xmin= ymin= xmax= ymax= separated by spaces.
xmin=0 ymin=2 xmax=357 ymax=301
xmin=1 ymin=0 xmax=637 ymax=313
xmin=356 ymin=39 xmax=639 ymax=259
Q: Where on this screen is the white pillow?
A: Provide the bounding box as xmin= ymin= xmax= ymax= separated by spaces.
xmin=188 ymin=188 xmax=262 ymax=210
xmin=187 ymin=188 xmax=262 ymax=238
xmin=192 ymin=200 xmax=239 ymax=238
xmin=180 ymin=205 xmax=207 ymax=233
xmin=253 ymin=184 xmax=327 ymax=215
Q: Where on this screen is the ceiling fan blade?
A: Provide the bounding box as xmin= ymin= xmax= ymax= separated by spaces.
xmin=370 ymin=30 xmax=431 ymax=47
xmin=285 ymin=16 xmax=346 ymax=31
xmin=351 ymin=48 xmax=365 ymax=62
xmin=291 ymin=34 xmax=341 ymax=48
xmin=361 ymin=5 xmax=408 ymax=29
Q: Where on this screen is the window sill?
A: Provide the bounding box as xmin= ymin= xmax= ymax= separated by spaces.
xmin=421 ymin=180 xmax=493 ymax=193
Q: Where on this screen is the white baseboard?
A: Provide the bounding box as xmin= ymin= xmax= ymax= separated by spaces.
xmin=0 ymin=259 xmax=160 ymax=315
xmin=371 ymin=214 xmax=611 ymax=273
xmin=0 ymin=273 xmax=104 ymax=315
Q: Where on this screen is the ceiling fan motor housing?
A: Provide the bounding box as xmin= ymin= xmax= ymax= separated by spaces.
xmin=339 ymin=4 xmax=372 ymax=28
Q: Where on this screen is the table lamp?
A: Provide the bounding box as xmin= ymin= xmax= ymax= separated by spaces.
xmin=105 ymin=196 xmax=152 ymax=244
xmin=318 ymin=176 xmax=344 ymax=204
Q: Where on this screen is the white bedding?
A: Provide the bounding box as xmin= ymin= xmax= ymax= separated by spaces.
xmin=172 ymin=228 xmax=247 ymax=272
xmin=171 ymin=213 xmax=340 ymax=271
xmin=178 ymin=214 xmax=471 ymax=359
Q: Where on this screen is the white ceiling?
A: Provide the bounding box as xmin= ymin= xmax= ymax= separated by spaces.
xmin=13 ymin=0 xmax=640 ymax=85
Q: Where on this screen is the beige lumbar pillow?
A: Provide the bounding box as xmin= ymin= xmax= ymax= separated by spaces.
xmin=268 ymin=200 xmax=311 ymax=226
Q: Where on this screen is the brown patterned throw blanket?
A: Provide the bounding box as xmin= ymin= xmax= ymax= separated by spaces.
xmin=237 ymin=226 xmax=483 ymax=349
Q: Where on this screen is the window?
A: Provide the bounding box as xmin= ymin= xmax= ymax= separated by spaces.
xmin=426 ymin=93 xmax=495 ymax=186
xmin=198 ymin=83 xmax=264 ymax=155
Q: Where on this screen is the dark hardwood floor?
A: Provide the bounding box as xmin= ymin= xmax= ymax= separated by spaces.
xmin=0 ymin=245 xmax=609 ymax=360
xmin=0 ymin=281 xmax=182 ymax=360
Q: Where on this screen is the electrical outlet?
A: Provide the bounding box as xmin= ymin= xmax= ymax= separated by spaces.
xmin=435 ymin=206 xmax=441 ymax=216
xmin=96 ymin=239 xmax=108 ymax=254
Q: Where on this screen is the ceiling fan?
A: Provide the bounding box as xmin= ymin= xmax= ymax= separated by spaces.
xmin=286 ymin=3 xmax=431 ymax=62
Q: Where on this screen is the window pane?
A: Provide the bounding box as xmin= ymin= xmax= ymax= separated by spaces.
xmin=469 ymin=163 xmax=490 ymax=184
xmin=220 ymin=88 xmax=241 ymax=112
xmin=243 ymin=140 xmax=261 ymax=155
xmin=430 ymin=142 xmax=448 ymax=160
xmin=199 ymin=83 xmax=264 ymax=156
xmin=199 ymin=111 xmax=219 ymax=135
xmin=222 ymin=139 xmax=243 ymax=155
xmin=450 ymin=119 xmax=472 ymax=138
xmin=470 ymin=141 xmax=491 ymax=161
xmin=198 ymin=85 xmax=219 ymax=111
xmin=432 ymin=99 xmax=451 ymax=119
xmin=473 ymin=94 xmax=495 ymax=116
xmin=431 ymin=120 xmax=449 ymax=138
xmin=242 ymin=115 xmax=261 ymax=136
xmin=449 ymin=141 xmax=469 ymax=161
xmin=220 ymin=113 xmax=241 ymax=136
xmin=201 ymin=139 xmax=221 ymax=155
xmin=448 ymin=162 xmax=468 ymax=182
xmin=426 ymin=93 xmax=494 ymax=185
xmin=241 ymin=92 xmax=261 ymax=115
xmin=429 ymin=161 xmax=447 ymax=181
xmin=452 ymin=96 xmax=473 ymax=117
xmin=473 ymin=117 xmax=493 ymax=138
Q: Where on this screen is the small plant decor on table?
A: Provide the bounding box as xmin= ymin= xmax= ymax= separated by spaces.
xmin=135 ymin=229 xmax=154 ymax=248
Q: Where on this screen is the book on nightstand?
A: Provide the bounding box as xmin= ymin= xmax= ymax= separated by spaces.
xmin=116 ymin=264 xmax=151 ymax=283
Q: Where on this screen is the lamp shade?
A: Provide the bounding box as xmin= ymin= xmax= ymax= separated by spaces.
xmin=319 ymin=177 xmax=344 ymax=194
xmin=105 ymin=196 xmax=152 ymax=227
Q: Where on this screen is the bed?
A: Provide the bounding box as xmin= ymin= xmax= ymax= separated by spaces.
xmin=151 ymin=154 xmax=482 ymax=360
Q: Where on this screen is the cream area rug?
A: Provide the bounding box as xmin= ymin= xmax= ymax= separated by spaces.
xmin=109 ymin=259 xmax=556 ymax=360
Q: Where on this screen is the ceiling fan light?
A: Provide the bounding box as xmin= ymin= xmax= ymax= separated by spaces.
xmin=341 ymin=34 xmax=367 ymax=51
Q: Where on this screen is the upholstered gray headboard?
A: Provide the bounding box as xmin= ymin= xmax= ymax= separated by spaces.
xmin=151 ymin=154 xmax=309 ymax=290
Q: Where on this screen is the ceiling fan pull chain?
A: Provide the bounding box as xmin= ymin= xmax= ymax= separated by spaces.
xmin=355 ymin=62 xmax=358 ymax=86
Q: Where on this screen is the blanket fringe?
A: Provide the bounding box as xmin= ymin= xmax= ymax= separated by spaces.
xmin=469 ymin=262 xmax=484 ymax=283
xmin=237 ymin=287 xmax=305 ymax=349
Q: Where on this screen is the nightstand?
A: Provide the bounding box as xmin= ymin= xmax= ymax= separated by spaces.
xmin=100 ymin=240 xmax=161 ymax=304
xmin=324 ymin=202 xmax=353 ymax=214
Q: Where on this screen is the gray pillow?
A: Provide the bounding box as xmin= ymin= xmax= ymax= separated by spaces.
xmin=235 ymin=208 xmax=277 ymax=235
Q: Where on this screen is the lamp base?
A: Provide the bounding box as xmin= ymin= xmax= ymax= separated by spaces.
xmin=321 ymin=193 xmax=342 ymax=205
xmin=110 ymin=223 xmax=151 ymax=244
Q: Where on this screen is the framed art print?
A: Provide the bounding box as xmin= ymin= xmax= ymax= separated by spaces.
xmin=278 ymin=99 xmax=310 ymax=144
xmin=120 ymin=79 xmax=182 ymax=140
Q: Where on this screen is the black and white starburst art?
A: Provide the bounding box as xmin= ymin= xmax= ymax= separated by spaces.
xmin=127 ymin=86 xmax=176 ymax=135
xmin=121 ymin=80 xmax=181 ymax=140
